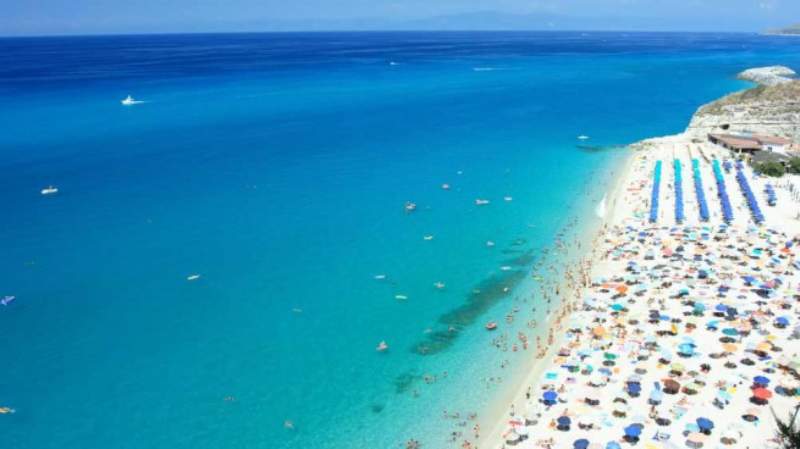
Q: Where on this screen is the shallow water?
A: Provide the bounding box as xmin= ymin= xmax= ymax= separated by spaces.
xmin=1 ymin=31 xmax=799 ymax=449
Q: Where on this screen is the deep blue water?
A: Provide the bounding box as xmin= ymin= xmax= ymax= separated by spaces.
xmin=1 ymin=32 xmax=798 ymax=449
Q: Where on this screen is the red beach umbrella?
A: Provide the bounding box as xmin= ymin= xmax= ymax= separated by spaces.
xmin=752 ymin=387 xmax=772 ymax=401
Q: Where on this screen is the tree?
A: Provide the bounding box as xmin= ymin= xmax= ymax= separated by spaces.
xmin=788 ymin=157 xmax=800 ymax=175
xmin=774 ymin=406 xmax=800 ymax=449
xmin=755 ymin=161 xmax=786 ymax=177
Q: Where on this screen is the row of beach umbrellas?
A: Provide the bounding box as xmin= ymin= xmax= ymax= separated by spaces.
xmin=650 ymin=161 xmax=662 ymax=223
xmin=674 ymin=159 xmax=685 ymax=223
xmin=712 ymin=160 xmax=734 ymax=223
xmin=734 ymin=161 xmax=764 ymax=224
xmin=691 ymin=159 xmax=710 ymax=221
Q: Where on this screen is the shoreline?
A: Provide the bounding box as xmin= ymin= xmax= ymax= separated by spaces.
xmin=478 ymin=144 xmax=640 ymax=449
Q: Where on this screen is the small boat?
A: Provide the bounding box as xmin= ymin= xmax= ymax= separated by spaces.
xmin=405 ymin=201 xmax=417 ymax=212
xmin=433 ymin=281 xmax=446 ymax=289
xmin=291 ymin=308 xmax=303 ymax=313
xmin=503 ymin=196 xmax=513 ymax=202
xmin=394 ymin=294 xmax=408 ymax=300
xmin=0 ymin=407 xmax=15 ymax=414
xmin=186 ymin=274 xmax=201 ymax=281
xmin=1 ymin=296 xmax=15 ymax=306
xmin=500 ymin=265 xmax=512 ymax=271
xmin=486 ymin=240 xmax=496 ymax=247
xmin=374 ymin=274 xmax=387 ymax=280
xmin=485 ymin=321 xmax=498 ymax=331
xmin=41 ymin=186 xmax=58 ymax=195
xmin=376 ymin=340 xmax=389 ymax=352
xmin=578 ymin=135 xmax=590 ymax=140
xmin=121 ymin=95 xmax=143 ymax=106
xmin=423 ymin=235 xmax=434 ymax=241
xmin=441 ymin=183 xmax=451 ymax=190
xmin=475 ymin=199 xmax=490 ymax=206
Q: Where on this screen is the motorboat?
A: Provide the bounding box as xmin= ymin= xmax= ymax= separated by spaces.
xmin=121 ymin=95 xmax=143 ymax=106
xmin=41 ymin=186 xmax=58 ymax=195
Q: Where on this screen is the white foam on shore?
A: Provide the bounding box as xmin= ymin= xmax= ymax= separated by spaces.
xmin=595 ymin=194 xmax=607 ymax=218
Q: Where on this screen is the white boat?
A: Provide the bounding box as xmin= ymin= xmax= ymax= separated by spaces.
xmin=423 ymin=235 xmax=434 ymax=241
xmin=394 ymin=294 xmax=408 ymax=300
xmin=374 ymin=274 xmax=387 ymax=280
xmin=404 ymin=201 xmax=417 ymax=212
xmin=433 ymin=281 xmax=446 ymax=289
xmin=486 ymin=240 xmax=495 ymax=247
xmin=41 ymin=186 xmax=58 ymax=195
xmin=1 ymin=296 xmax=15 ymax=306
xmin=441 ymin=183 xmax=451 ymax=190
xmin=475 ymin=199 xmax=490 ymax=206
xmin=121 ymin=95 xmax=143 ymax=106
xmin=503 ymin=196 xmax=513 ymax=202
xmin=376 ymin=340 xmax=389 ymax=352
xmin=186 ymin=274 xmax=201 ymax=281
xmin=577 ymin=135 xmax=590 ymax=140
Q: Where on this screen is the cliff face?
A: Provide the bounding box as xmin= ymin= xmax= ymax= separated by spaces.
xmin=686 ymin=78 xmax=800 ymax=142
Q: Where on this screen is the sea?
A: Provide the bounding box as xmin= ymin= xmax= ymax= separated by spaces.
xmin=1 ymin=31 xmax=798 ymax=449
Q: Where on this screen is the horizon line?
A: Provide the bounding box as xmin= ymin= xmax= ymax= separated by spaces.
xmin=0 ymin=28 xmax=765 ymax=39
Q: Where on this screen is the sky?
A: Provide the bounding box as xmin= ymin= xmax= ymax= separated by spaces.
xmin=1 ymin=0 xmax=798 ymax=36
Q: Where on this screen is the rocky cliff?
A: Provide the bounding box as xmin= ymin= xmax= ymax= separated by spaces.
xmin=686 ymin=67 xmax=800 ymax=142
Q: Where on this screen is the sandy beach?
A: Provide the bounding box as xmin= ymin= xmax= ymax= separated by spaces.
xmin=476 ymin=133 xmax=800 ymax=449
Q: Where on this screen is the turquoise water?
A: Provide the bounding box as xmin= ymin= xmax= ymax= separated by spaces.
xmin=1 ymin=32 xmax=798 ymax=449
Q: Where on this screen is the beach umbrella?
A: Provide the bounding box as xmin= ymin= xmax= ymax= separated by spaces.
xmin=720 ymin=429 xmax=738 ymax=445
xmin=670 ymin=362 xmax=685 ymax=374
xmin=722 ymin=328 xmax=738 ymax=336
xmin=505 ymin=431 xmax=521 ymax=444
xmin=557 ymin=415 xmax=572 ymax=430
xmin=663 ymin=379 xmax=680 ymax=394
xmin=624 ymin=424 xmax=643 ymax=440
xmin=752 ymin=387 xmax=772 ymax=401
xmin=753 ymin=375 xmax=770 ymax=386
xmin=742 ymin=407 xmax=759 ymax=422
xmin=775 ymin=317 xmax=790 ymax=328
xmin=593 ymin=326 xmax=607 ymax=338
xmin=574 ymin=439 xmax=590 ymax=449
xmin=696 ymin=417 xmax=714 ymax=433
xmin=722 ymin=343 xmax=738 ymax=353
xmin=543 ymin=390 xmax=558 ymax=404
xmin=606 ymin=442 xmax=621 ymax=449
xmin=686 ymin=432 xmax=707 ymax=448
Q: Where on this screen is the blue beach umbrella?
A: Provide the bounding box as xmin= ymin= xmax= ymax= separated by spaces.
xmin=776 ymin=317 xmax=790 ymax=328
xmin=543 ymin=391 xmax=557 ymax=404
xmin=696 ymin=417 xmax=714 ymax=431
xmin=606 ymin=442 xmax=621 ymax=449
xmin=574 ymin=439 xmax=589 ymax=449
xmin=624 ymin=424 xmax=642 ymax=438
xmin=557 ymin=415 xmax=571 ymax=427
xmin=722 ymin=328 xmax=739 ymax=336
xmin=754 ymin=376 xmax=770 ymax=386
